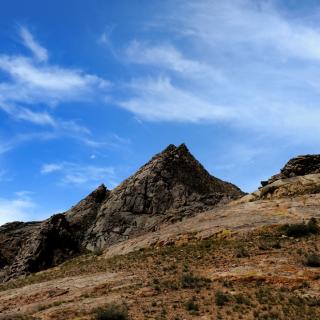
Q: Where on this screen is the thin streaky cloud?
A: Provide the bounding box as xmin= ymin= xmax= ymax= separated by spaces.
xmin=40 ymin=162 xmax=118 ymax=188
xmin=19 ymin=26 xmax=48 ymax=62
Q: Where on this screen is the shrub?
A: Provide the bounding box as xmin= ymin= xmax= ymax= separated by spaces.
xmin=280 ymin=218 xmax=319 ymax=237
xmin=185 ymin=299 xmax=199 ymax=311
xmin=305 ymin=254 xmax=320 ymax=267
xmin=95 ymin=304 xmax=128 ymax=320
xmin=181 ymin=273 xmax=211 ymax=289
xmin=215 ymin=291 xmax=230 ymax=306
xmin=235 ymin=246 xmax=249 ymax=258
xmin=234 ymin=294 xmax=250 ymax=305
xmin=93 ymin=247 xmax=104 ymax=256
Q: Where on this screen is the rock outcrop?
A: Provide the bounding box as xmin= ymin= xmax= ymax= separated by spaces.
xmin=262 ymin=155 xmax=320 ymax=186
xmin=241 ymin=154 xmax=320 ymax=202
xmin=84 ymin=144 xmax=243 ymax=249
xmin=0 ymin=221 xmax=41 ymax=279
xmin=2 ymin=214 xmax=79 ymax=281
xmin=65 ymin=184 xmax=110 ymax=244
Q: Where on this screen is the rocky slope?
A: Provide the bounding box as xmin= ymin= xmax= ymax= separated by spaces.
xmin=0 ymin=144 xmax=243 ymax=281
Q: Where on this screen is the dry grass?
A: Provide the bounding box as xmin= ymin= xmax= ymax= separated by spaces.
xmin=0 ymin=222 xmax=320 ymax=319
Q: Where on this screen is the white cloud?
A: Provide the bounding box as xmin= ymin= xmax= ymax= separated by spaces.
xmin=175 ymin=1 xmax=320 ymax=61
xmin=125 ymin=41 xmax=226 ymax=86
xmin=41 ymin=163 xmax=63 ymax=174
xmin=119 ymin=76 xmax=232 ymax=122
xmin=118 ymin=0 xmax=320 ymax=140
xmin=0 ymin=192 xmax=36 ymax=225
xmin=0 ymin=102 xmax=56 ymax=126
xmin=0 ymin=26 xmax=109 ymax=141
xmin=0 ymin=55 xmax=108 ymax=103
xmin=40 ymin=162 xmax=118 ymax=188
xmin=126 ymin=41 xmax=185 ymax=70
xmin=20 ymin=26 xmax=48 ymax=62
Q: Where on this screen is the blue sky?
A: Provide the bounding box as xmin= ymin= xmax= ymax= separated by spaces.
xmin=1 ymin=0 xmax=320 ymax=224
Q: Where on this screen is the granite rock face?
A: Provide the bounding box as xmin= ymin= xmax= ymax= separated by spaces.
xmin=84 ymin=144 xmax=243 ymax=249
xmin=0 ymin=221 xmax=41 ymax=279
xmin=241 ymin=154 xmax=320 ymax=202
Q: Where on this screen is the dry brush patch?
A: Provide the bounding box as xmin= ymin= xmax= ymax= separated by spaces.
xmin=0 ymin=220 xmax=320 ymax=319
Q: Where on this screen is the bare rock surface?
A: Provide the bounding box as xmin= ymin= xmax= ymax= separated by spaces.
xmin=103 ymin=193 xmax=320 ymax=257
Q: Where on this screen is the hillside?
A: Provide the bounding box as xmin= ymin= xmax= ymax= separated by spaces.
xmin=0 ymin=149 xmax=320 ymax=319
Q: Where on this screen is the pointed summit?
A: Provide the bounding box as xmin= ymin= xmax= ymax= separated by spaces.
xmin=86 ymin=144 xmax=243 ymax=248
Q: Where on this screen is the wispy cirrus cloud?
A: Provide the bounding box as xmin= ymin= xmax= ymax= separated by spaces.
xmin=0 ymin=192 xmax=36 ymax=225
xmin=117 ymin=0 xmax=320 ymax=140
xmin=20 ymin=26 xmax=48 ymax=62
xmin=40 ymin=163 xmax=63 ymax=174
xmin=41 ymin=162 xmax=118 ymax=188
xmin=0 ymin=26 xmax=109 ymax=131
xmin=119 ymin=76 xmax=232 ymax=122
xmin=125 ymin=41 xmax=194 ymax=72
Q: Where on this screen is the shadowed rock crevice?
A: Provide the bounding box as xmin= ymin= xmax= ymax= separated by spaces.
xmin=3 ymin=214 xmax=79 ymax=281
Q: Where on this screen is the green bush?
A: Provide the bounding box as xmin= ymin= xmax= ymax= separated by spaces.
xmin=185 ymin=299 xmax=199 ymax=311
xmin=215 ymin=291 xmax=230 ymax=306
xmin=280 ymin=218 xmax=319 ymax=238
xmin=235 ymin=246 xmax=249 ymax=258
xmin=95 ymin=304 xmax=128 ymax=320
xmin=181 ymin=273 xmax=211 ymax=289
xmin=305 ymin=254 xmax=320 ymax=267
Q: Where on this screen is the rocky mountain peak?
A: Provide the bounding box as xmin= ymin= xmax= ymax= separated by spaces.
xmin=0 ymin=144 xmax=244 ymax=279
xmin=86 ymin=144 xmax=244 ymax=248
xmin=99 ymin=143 xmax=242 ymax=215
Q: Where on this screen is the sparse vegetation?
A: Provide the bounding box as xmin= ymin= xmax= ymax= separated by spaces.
xmin=235 ymin=246 xmax=249 ymax=258
xmin=185 ymin=298 xmax=199 ymax=312
xmin=94 ymin=304 xmax=128 ymax=320
xmin=305 ymin=253 xmax=320 ymax=267
xmin=280 ymin=218 xmax=319 ymax=237
xmin=215 ymin=291 xmax=230 ymax=306
xmin=93 ymin=247 xmax=104 ymax=256
xmin=2 ymin=223 xmax=320 ymax=320
xmin=180 ymin=273 xmax=211 ymax=289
